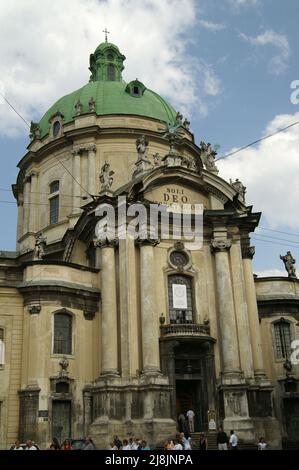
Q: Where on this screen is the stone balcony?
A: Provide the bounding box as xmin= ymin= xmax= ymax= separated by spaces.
xmin=160 ymin=323 xmax=211 ymax=338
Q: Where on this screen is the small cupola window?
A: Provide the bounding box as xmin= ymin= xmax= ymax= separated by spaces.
xmin=125 ymin=80 xmax=146 ymax=98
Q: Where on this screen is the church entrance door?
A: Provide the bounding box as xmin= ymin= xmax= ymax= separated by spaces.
xmin=284 ymin=398 xmax=299 ymax=440
xmin=176 ymin=380 xmax=203 ymax=432
xmin=52 ymin=400 xmax=71 ymax=443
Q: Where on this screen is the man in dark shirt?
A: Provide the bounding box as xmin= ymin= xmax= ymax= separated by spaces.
xmin=217 ymin=426 xmax=229 ymax=450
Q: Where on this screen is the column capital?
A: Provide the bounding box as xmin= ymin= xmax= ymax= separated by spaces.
xmin=87 ymin=144 xmax=97 ymax=153
xmin=71 ymin=148 xmax=82 ymax=156
xmin=94 ymin=238 xmax=118 ymax=248
xmin=242 ymin=246 xmax=255 ymax=259
xmin=135 ymin=237 xmax=160 ymax=247
xmin=211 ymin=238 xmax=232 ymax=253
xmin=28 ymin=304 xmax=41 ymax=315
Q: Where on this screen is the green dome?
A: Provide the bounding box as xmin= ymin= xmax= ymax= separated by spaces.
xmin=38 ymin=80 xmax=177 ymax=138
xmin=37 ymin=42 xmax=178 ymax=138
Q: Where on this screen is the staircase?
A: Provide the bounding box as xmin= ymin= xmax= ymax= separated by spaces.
xmin=190 ymin=432 xmax=218 ymax=450
xmin=282 ymin=439 xmax=299 ymax=450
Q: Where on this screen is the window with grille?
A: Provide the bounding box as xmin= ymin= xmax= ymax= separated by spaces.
xmin=50 ymin=181 xmax=59 ymax=194
xmin=0 ymin=329 xmax=4 ymax=366
xmin=274 ymin=320 xmax=292 ymax=360
xmin=168 ymin=275 xmax=193 ymax=324
xmin=50 ymin=195 xmax=59 ymax=224
xmin=107 ymin=64 xmax=115 ymax=81
xmin=49 ymin=181 xmax=60 ymax=225
xmin=53 ymin=313 xmax=72 ymax=355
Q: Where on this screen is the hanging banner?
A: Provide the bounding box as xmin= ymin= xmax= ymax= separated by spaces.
xmin=172 ymin=284 xmax=187 ymax=309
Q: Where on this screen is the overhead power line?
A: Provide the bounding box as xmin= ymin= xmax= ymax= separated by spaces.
xmin=0 ymin=92 xmax=91 ymax=198
xmin=252 ymin=236 xmax=299 ymax=249
xmin=259 ymin=226 xmax=299 ymax=238
xmin=253 ymin=233 xmax=299 ymax=246
xmin=216 ymin=120 xmax=299 ymax=162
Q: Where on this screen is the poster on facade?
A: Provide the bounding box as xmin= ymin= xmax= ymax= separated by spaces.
xmin=172 ymin=284 xmax=187 ymax=309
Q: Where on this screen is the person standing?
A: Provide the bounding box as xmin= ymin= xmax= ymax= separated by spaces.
xmin=178 ymin=412 xmax=187 ymax=434
xmin=198 ymin=433 xmax=208 ymax=450
xmin=258 ymin=437 xmax=267 ymax=450
xmin=186 ymin=409 xmax=195 ymax=433
xmin=229 ymin=430 xmax=238 ymax=450
xmin=11 ymin=440 xmax=23 ymax=450
xmin=217 ymin=426 xmax=229 ymax=450
xmin=25 ymin=440 xmax=37 ymax=450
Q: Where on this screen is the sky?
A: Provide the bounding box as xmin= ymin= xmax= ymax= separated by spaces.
xmin=0 ymin=0 xmax=299 ymax=276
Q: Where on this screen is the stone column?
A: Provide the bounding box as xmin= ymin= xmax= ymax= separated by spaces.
xmin=83 ymin=392 xmax=93 ymax=435
xmin=16 ymin=196 xmax=24 ymax=248
xmin=138 ymin=239 xmax=161 ymax=375
xmin=87 ymin=144 xmax=97 ymax=196
xmin=23 ymin=176 xmax=31 ymax=235
xmin=96 ymin=240 xmax=119 ymax=376
xmin=27 ymin=304 xmax=41 ymax=386
xmin=242 ymin=247 xmax=266 ymax=379
xmin=72 ymin=149 xmax=81 ymax=214
xmin=230 ymin=241 xmax=254 ymax=380
xmin=211 ymin=239 xmax=241 ymax=379
xmin=29 ymin=172 xmax=38 ymax=233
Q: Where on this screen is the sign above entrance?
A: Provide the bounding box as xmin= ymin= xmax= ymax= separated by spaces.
xmin=172 ymin=284 xmax=188 ymax=309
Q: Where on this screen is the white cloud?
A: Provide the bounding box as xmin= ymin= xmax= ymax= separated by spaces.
xmin=240 ymin=30 xmax=290 ymax=74
xmin=199 ymin=19 xmax=226 ymax=32
xmin=227 ymin=0 xmax=259 ymax=12
xmin=0 ymin=0 xmax=221 ymax=138
xmin=255 ymin=269 xmax=286 ymax=278
xmin=218 ymin=111 xmax=299 ymax=230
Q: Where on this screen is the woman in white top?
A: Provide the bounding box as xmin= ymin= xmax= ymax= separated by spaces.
xmin=258 ymin=437 xmax=267 ymax=450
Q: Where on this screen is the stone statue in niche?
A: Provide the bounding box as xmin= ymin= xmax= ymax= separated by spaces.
xmin=227 ymin=392 xmax=242 ymax=416
xmin=100 ymin=161 xmax=114 ymax=191
xmin=59 ymin=357 xmax=69 ymax=378
xmin=280 ymin=251 xmax=297 ymax=278
xmin=33 ymin=232 xmax=47 ymax=260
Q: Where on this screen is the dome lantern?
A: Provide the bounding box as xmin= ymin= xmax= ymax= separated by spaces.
xmin=89 ymin=42 xmax=126 ymax=82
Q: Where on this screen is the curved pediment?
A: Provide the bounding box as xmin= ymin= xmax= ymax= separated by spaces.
xmin=126 ymin=166 xmax=241 ymax=211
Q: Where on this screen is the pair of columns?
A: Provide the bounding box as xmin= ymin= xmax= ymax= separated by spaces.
xmin=98 ymin=238 xmax=160 ymax=377
xmin=71 ymin=144 xmax=97 ymax=213
xmin=212 ymin=238 xmax=265 ymax=381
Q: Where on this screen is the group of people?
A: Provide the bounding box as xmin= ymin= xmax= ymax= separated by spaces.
xmin=178 ymin=409 xmax=196 ymax=434
xmin=217 ymin=428 xmax=268 ymax=451
xmin=10 ymin=437 xmax=96 ymax=451
xmin=109 ymin=436 xmax=150 ymax=450
xmin=9 ymin=431 xmax=268 ymax=451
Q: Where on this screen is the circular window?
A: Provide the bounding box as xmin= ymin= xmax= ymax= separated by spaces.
xmin=53 ymin=121 xmax=61 ymax=137
xmin=107 ymin=53 xmax=114 ymax=60
xmin=170 ymin=250 xmax=189 ymax=268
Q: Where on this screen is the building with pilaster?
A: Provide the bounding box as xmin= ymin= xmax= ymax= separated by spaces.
xmin=0 ymin=40 xmax=298 ymax=449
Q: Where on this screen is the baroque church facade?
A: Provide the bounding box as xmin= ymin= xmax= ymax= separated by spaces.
xmin=0 ymin=40 xmax=299 ymax=449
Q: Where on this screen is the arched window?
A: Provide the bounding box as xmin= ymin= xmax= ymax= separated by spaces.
xmin=53 ymin=312 xmax=72 ymax=355
xmin=53 ymin=120 xmax=61 ymax=138
xmin=273 ymin=319 xmax=292 ymax=360
xmin=49 ymin=181 xmax=59 ymax=225
xmin=107 ymin=64 xmax=115 ymax=81
xmin=168 ymin=275 xmax=193 ymax=324
xmin=0 ymin=329 xmax=4 ymax=366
